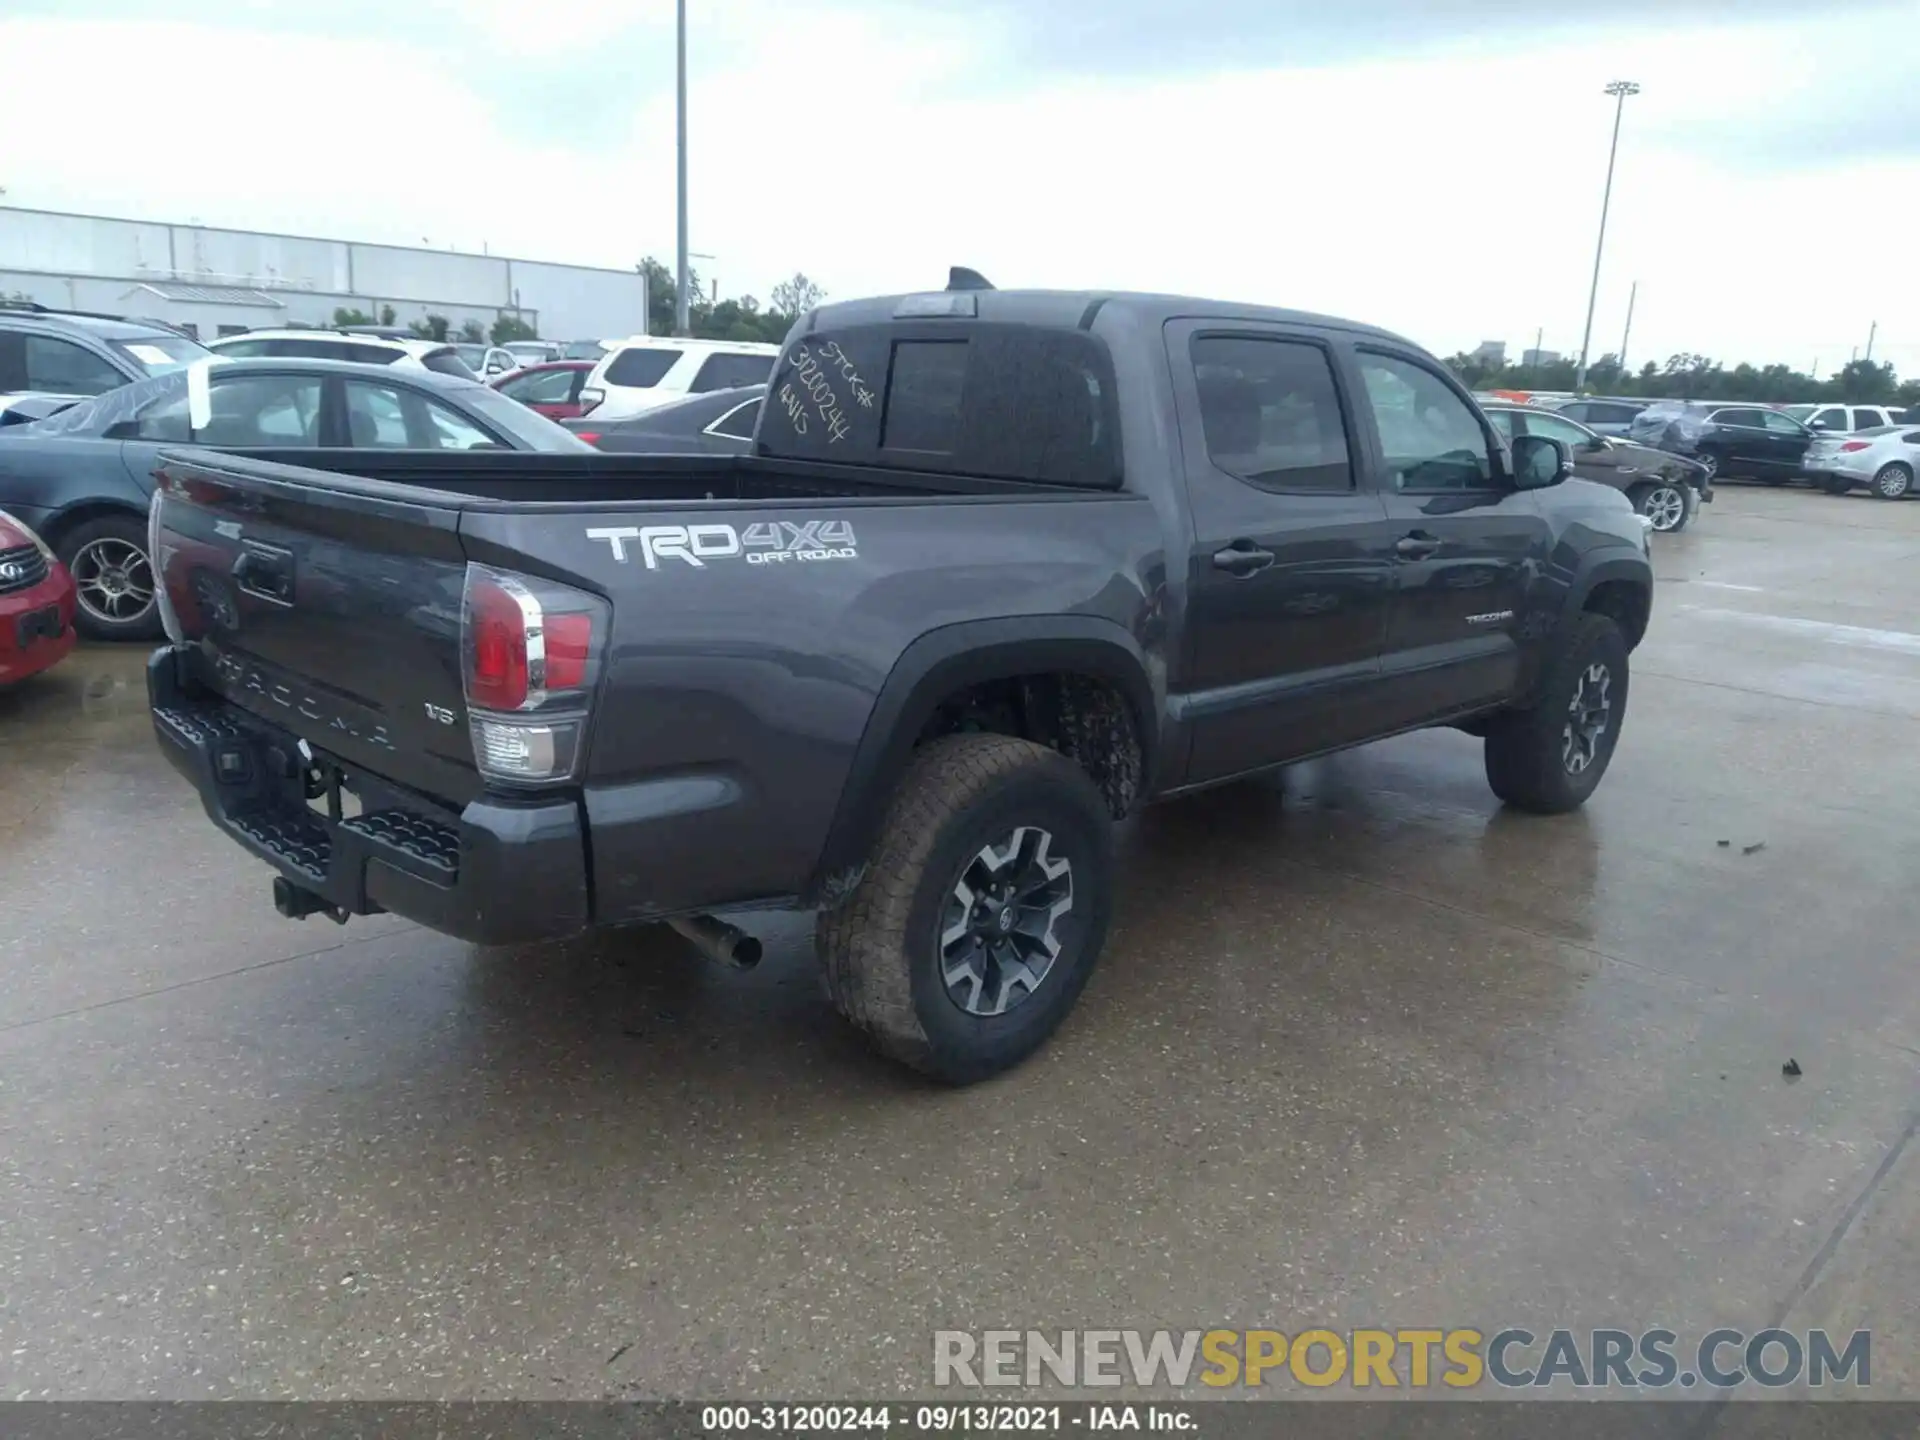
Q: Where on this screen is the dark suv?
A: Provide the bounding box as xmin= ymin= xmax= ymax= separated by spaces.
xmin=0 ymin=304 xmax=210 ymax=416
xmin=1627 ymin=400 xmax=1814 ymax=485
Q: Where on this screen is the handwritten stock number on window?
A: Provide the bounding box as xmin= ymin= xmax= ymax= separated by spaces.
xmin=786 ymin=341 xmax=874 ymax=445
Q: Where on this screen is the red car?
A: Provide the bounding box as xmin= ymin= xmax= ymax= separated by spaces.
xmin=0 ymin=509 xmax=78 ymax=686
xmin=490 ymin=360 xmax=596 ymax=420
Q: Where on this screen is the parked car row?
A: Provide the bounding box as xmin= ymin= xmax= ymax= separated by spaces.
xmin=0 ymin=357 xmax=591 ymax=642
xmin=1481 ymin=402 xmax=1709 ymax=532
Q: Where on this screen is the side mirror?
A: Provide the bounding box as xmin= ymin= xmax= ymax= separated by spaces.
xmin=1511 ymin=434 xmax=1572 ymax=489
xmin=1584 ymin=435 xmax=1610 ymax=452
xmin=1812 ymin=418 xmax=1838 ymax=431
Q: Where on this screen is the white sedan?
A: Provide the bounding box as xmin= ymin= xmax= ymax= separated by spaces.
xmin=1803 ymin=425 xmax=1920 ymax=499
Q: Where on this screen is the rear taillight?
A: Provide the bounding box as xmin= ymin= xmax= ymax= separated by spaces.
xmin=1840 ymin=441 xmax=1871 ymax=452
xmin=460 ymin=564 xmax=608 ymax=786
xmin=578 ymin=386 xmax=605 ymax=415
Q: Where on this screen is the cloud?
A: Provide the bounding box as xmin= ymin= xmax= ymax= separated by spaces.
xmin=886 ymin=0 xmax=1912 ymax=77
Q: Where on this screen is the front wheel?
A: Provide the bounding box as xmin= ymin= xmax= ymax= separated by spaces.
xmin=1630 ymin=481 xmax=1689 ymax=532
xmin=1484 ymin=614 xmax=1630 ymax=814
xmin=817 ymin=734 xmax=1115 ymax=1084
xmin=57 ymin=514 xmax=162 ymax=641
xmin=1871 ymin=462 xmax=1913 ymax=500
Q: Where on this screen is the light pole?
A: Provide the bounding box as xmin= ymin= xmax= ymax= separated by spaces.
xmin=1574 ymin=80 xmax=1639 ymax=396
xmin=674 ymin=0 xmax=691 ymax=337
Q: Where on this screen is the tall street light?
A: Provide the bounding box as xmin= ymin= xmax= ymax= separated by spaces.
xmin=675 ymin=0 xmax=691 ymax=337
xmin=1574 ymin=80 xmax=1639 ymax=395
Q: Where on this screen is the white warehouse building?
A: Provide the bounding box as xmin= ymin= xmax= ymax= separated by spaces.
xmin=0 ymin=205 xmax=647 ymax=343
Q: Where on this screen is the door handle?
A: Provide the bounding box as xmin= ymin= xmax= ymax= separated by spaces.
xmin=1394 ymin=533 xmax=1442 ymax=560
xmin=233 ymin=546 xmax=294 ymax=604
xmin=1212 ymin=541 xmax=1275 ymax=576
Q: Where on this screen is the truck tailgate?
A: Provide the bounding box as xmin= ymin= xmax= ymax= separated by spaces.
xmin=150 ymin=451 xmax=483 ymax=805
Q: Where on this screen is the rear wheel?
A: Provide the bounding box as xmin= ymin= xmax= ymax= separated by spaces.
xmin=1484 ymin=613 xmax=1629 ymax=814
xmin=1871 ymin=462 xmax=1913 ymax=500
xmin=1630 ymin=481 xmax=1689 ymax=532
xmin=817 ymin=734 xmax=1114 ymax=1084
xmin=57 ymin=514 xmax=161 ymax=641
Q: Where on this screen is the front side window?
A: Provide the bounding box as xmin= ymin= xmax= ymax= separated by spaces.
xmin=1486 ymin=409 xmax=1517 ymax=439
xmin=1761 ymin=410 xmax=1805 ymax=435
xmin=1356 ymin=352 xmax=1493 ymax=491
xmin=501 ymin=367 xmax=578 ymax=405
xmin=1523 ymin=412 xmax=1595 ymax=448
xmin=1809 ymin=407 xmax=1846 ymax=430
xmin=1191 ymin=336 xmax=1352 ymax=493
xmin=1711 ymin=409 xmax=1763 ymax=429
xmin=24 ymin=337 xmax=126 ymax=396
xmin=690 ymin=351 xmax=775 ymax=393
xmin=343 ymin=380 xmax=499 ymax=449
xmin=605 ymin=347 xmax=681 ymax=388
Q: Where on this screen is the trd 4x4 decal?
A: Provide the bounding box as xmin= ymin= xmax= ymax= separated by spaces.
xmin=586 ymin=520 xmax=858 ymax=570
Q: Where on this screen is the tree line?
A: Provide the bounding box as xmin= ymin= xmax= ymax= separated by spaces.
xmin=634 ymin=259 xmax=826 ymax=345
xmin=1445 ymin=348 xmax=1918 ymax=408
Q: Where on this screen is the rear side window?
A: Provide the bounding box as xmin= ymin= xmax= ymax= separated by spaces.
xmin=1852 ymin=409 xmax=1884 ymax=431
xmin=24 ymin=336 xmax=126 ymax=396
xmin=1190 ymin=335 xmax=1352 ymax=492
xmin=707 ymin=396 xmax=761 ymax=440
xmin=690 ymin=351 xmax=774 ymax=393
xmin=882 ymin=341 xmax=969 ymax=452
xmin=758 ymin=323 xmax=1121 ymax=488
xmin=605 ymin=347 xmax=681 ymax=387
xmin=346 ymin=343 xmax=401 ymax=366
xmin=421 ymin=348 xmax=477 ymax=379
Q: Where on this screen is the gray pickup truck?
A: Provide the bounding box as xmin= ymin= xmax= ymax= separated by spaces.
xmin=147 ymin=273 xmax=1654 ymax=1083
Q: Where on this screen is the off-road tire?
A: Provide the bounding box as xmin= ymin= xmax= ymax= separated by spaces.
xmin=1484 ymin=613 xmax=1630 ymax=814
xmin=816 ymin=734 xmax=1114 ymax=1084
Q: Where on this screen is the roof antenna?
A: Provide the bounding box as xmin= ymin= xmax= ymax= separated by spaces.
xmin=947 ymin=266 xmax=994 ymax=292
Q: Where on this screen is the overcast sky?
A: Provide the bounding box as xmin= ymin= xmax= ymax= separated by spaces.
xmin=1 ymin=0 xmax=1915 ymax=376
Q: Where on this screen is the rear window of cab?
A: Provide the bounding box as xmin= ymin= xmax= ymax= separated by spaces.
xmin=756 ymin=322 xmax=1121 ymax=489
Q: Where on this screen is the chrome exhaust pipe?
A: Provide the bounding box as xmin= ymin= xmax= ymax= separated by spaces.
xmin=667 ymin=913 xmax=763 ymax=969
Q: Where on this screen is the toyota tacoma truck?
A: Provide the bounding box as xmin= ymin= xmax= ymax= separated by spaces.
xmin=146 ymin=273 xmax=1654 ymax=1083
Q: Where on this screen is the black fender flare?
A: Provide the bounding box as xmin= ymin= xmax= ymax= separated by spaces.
xmin=804 ymin=615 xmax=1158 ymax=905
xmin=1562 ymin=547 xmax=1654 ymax=648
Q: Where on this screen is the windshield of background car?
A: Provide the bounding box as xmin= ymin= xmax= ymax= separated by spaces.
xmin=456 ymin=386 xmax=596 ymax=451
xmin=453 ymin=345 xmax=488 ymax=369
xmin=109 ymin=334 xmax=212 ymax=375
xmin=563 ymin=340 xmax=610 ymax=360
xmin=1783 ymin=405 xmax=1816 ymax=422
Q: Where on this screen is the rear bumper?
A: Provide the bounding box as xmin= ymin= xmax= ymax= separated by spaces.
xmin=147 ymin=646 xmax=590 ymax=946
